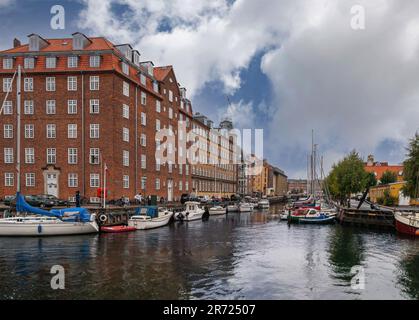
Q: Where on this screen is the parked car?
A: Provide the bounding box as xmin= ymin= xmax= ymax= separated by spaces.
xmin=42 ymin=195 xmax=69 ymax=206
xmin=36 ymin=194 xmax=59 ymax=208
xmin=6 ymin=195 xmax=44 ymax=208
xmin=197 ymin=196 xmax=209 ymax=203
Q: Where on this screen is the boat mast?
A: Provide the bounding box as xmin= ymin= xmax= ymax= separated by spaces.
xmin=16 ymin=65 xmax=21 ymax=193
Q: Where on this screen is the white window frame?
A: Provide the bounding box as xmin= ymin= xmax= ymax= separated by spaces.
xmin=46 ymin=100 xmax=56 ymax=114
xmin=24 ymin=57 xmax=35 ymax=69
xmin=25 ymin=148 xmax=34 ymax=164
xmin=46 ymin=124 xmax=56 ymax=139
xmin=68 ymin=56 xmax=78 ymax=68
xmin=3 ymin=124 xmax=13 ymax=139
xmin=141 ymin=112 xmax=146 ymax=126
xmin=90 ymin=173 xmax=100 ymax=188
xmin=46 ymin=57 xmax=57 ymax=69
xmin=25 ymin=173 xmax=35 ymax=187
xmin=46 ymin=77 xmax=56 ymax=92
xmin=68 ymin=100 xmax=77 ymax=114
xmin=68 ymin=148 xmax=78 ymax=164
xmin=3 ymin=58 xmax=13 ymax=69
xmin=141 ymin=92 xmax=147 ymax=105
xmin=24 ymin=124 xmax=34 ymax=139
xmin=4 ymin=148 xmax=13 ymax=163
xmin=90 ymin=124 xmax=100 ymax=139
xmin=68 ymin=173 xmax=78 ymax=188
xmin=122 ymin=104 xmax=129 ymax=119
xmin=122 ymin=127 xmax=129 ymax=142
xmin=89 ymin=76 xmax=99 ymax=91
xmin=123 ymin=81 xmax=129 ymax=97
xmin=68 ymin=124 xmax=77 ymax=139
xmin=89 ymin=148 xmax=100 ymax=164
xmin=123 ymin=175 xmax=129 ymax=189
xmin=141 ymin=154 xmax=146 ymax=169
xmin=90 ymin=55 xmax=101 ymax=68
xmin=67 ymin=76 xmax=77 ymax=91
xmin=24 ymin=78 xmax=33 ymax=92
xmin=24 ymin=100 xmax=34 ymax=115
xmin=46 ymin=148 xmax=56 ymax=164
xmin=89 ymin=99 xmax=99 ymax=114
xmin=3 ymin=78 xmax=12 ymax=93
xmin=5 ymin=173 xmax=14 ymax=187
xmin=123 ymin=150 xmax=130 ymax=167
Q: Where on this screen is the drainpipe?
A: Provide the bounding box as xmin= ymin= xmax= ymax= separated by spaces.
xmin=81 ymin=73 xmax=85 ymax=196
xmin=135 ymin=86 xmax=138 ymax=195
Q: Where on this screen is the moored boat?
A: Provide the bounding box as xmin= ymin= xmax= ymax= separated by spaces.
xmin=100 ymin=225 xmax=136 ymax=233
xmin=239 ymin=203 xmax=253 ymax=212
xmin=289 ymin=208 xmax=335 ymax=224
xmin=258 ymin=199 xmax=270 ymax=209
xmin=394 ymin=211 xmax=419 ymax=237
xmin=129 ymin=207 xmax=173 ymax=230
xmin=175 ymin=202 xmax=205 ymax=221
xmin=227 ymin=204 xmax=239 ymax=212
xmin=209 ymin=206 xmax=226 ymax=215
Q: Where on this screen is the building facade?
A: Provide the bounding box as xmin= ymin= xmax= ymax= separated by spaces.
xmin=364 ymin=155 xmax=404 ymax=183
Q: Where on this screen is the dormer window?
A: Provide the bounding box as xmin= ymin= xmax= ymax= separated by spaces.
xmin=153 ymin=81 xmax=159 ymax=93
xmin=68 ymin=56 xmax=78 ymax=68
xmin=72 ymin=32 xmax=92 ymax=50
xmin=28 ymin=34 xmax=49 ymax=51
xmin=122 ymin=62 xmax=129 ymax=75
xmin=140 ymin=74 xmax=146 ymax=86
xmin=24 ymin=57 xmax=35 ymax=69
xmin=140 ymin=61 xmax=154 ymax=76
xmin=90 ymin=55 xmax=100 ymax=68
xmin=133 ymin=50 xmax=140 ymax=66
xmin=46 ymin=57 xmax=56 ymax=69
xmin=3 ymin=58 xmax=13 ymax=70
xmin=115 ymin=44 xmax=133 ymax=62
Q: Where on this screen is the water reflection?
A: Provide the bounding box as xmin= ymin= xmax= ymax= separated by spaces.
xmin=397 ymin=245 xmax=419 ymax=299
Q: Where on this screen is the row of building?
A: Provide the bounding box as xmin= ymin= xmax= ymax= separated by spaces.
xmin=0 ymin=33 xmax=288 ymax=203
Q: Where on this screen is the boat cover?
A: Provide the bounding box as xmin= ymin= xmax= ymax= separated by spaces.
xmin=134 ymin=206 xmax=158 ymax=218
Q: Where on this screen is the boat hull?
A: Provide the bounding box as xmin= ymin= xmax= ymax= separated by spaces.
xmin=209 ymin=209 xmax=226 ymax=215
xmin=227 ymin=206 xmax=239 ymax=212
xmin=395 ymin=212 xmax=419 ymax=237
xmin=175 ymin=211 xmax=205 ymax=221
xmin=0 ymin=220 xmax=99 ymax=236
xmin=298 ymin=216 xmax=336 ymax=224
xmin=129 ymin=212 xmax=173 ymax=230
xmin=100 ymin=225 xmax=136 ymax=233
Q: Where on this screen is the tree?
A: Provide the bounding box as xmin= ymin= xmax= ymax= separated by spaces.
xmin=402 ymin=133 xmax=419 ymax=198
xmin=380 ymin=170 xmax=397 ymax=185
xmin=325 ymin=150 xmax=371 ymax=205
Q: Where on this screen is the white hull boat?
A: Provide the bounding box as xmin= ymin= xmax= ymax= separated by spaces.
xmin=0 ymin=216 xmax=99 ymax=236
xmin=175 ymin=202 xmax=205 ymax=221
xmin=258 ymin=199 xmax=270 ymax=209
xmin=209 ymin=206 xmax=226 ymax=215
xmin=129 ymin=209 xmax=173 ymax=230
xmin=239 ymin=203 xmax=253 ymax=212
xmin=227 ymin=205 xmax=239 ymax=212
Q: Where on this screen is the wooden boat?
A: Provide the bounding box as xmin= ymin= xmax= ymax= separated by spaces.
xmin=289 ymin=208 xmax=335 ymax=224
xmin=394 ymin=211 xmax=419 ymax=237
xmin=299 ymin=215 xmax=336 ymax=224
xmin=175 ymin=202 xmax=205 ymax=221
xmin=100 ymin=225 xmax=136 ymax=233
xmin=209 ymin=206 xmax=226 ymax=215
xmin=129 ymin=207 xmax=173 ymax=229
xmin=239 ymin=203 xmax=253 ymax=212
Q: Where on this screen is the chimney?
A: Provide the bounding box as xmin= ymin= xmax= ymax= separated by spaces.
xmin=13 ymin=38 xmax=21 ymax=48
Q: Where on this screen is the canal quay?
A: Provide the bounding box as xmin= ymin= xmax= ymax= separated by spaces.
xmin=0 ymin=204 xmax=417 ymax=300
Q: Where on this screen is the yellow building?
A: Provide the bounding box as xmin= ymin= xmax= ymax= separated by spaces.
xmin=369 ymin=181 xmax=416 ymax=206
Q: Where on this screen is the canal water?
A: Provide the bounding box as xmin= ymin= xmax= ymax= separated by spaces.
xmin=0 ymin=204 xmax=418 ymax=300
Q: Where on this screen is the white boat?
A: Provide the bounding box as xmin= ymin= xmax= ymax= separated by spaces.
xmin=175 ymin=202 xmax=205 ymax=221
xmin=227 ymin=204 xmax=239 ymax=212
xmin=128 ymin=207 xmax=173 ymax=230
xmin=239 ymin=203 xmax=253 ymax=212
xmin=280 ymin=212 xmax=289 ymax=221
xmin=258 ymin=199 xmax=270 ymax=209
xmin=0 ymin=215 xmax=99 ymax=236
xmin=209 ymin=206 xmax=226 ymax=215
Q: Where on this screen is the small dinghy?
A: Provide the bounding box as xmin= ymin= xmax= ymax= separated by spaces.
xmin=100 ymin=225 xmax=136 ymax=233
xmin=227 ymin=204 xmax=239 ymax=212
xmin=239 ymin=203 xmax=253 ymax=212
xmin=209 ymin=206 xmax=226 ymax=215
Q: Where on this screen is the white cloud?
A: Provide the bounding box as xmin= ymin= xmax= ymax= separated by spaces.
xmin=77 ymin=0 xmax=419 ymax=177
xmin=0 ymin=0 xmax=14 ymax=7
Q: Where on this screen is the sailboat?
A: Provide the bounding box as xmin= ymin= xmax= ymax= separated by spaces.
xmin=0 ymin=65 xmax=99 ymax=236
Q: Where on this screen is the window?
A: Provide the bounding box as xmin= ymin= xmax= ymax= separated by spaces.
xmin=156 ymin=158 xmax=161 ymax=171
xmin=122 ymin=62 xmax=129 ymax=75
xmin=89 ymin=148 xmax=100 ymax=164
xmin=68 ymin=56 xmax=78 ymax=68
xmin=90 ymin=76 xmax=99 ymax=90
xmin=185 ymin=181 xmax=189 ymax=191
xmin=179 ymin=164 xmax=183 ymax=175
xmin=3 ymin=58 xmax=13 ymax=69
xmin=46 ymin=57 xmax=56 ymax=69
xmin=156 ymin=100 xmax=161 ymax=113
xmin=68 ymin=173 xmax=78 ymax=188
xmin=123 ymin=175 xmax=129 ymax=189
xmin=46 ymin=124 xmax=56 ymax=139
xmin=90 ymin=174 xmax=100 ymax=188
xmin=68 ymin=100 xmax=77 ymax=114
xmin=168 ymin=90 xmax=173 ymax=102
xmin=156 ymin=178 xmax=160 ymax=190
xmin=24 ymin=57 xmax=34 ymax=69
xmin=25 ymin=148 xmax=34 ymax=164
xmin=90 ymin=55 xmax=100 ymax=68
xmin=141 ymin=154 xmax=146 ymax=169
xmin=122 ymin=104 xmax=129 ymax=119
xmin=141 ymin=92 xmax=147 ymax=105
xmin=153 ymin=81 xmax=158 ymax=93
xmin=90 ymin=99 xmax=99 ymax=114
xmin=46 ymin=100 xmax=56 ymax=114
xmin=179 ymin=181 xmax=183 ymax=191
xmin=90 ymin=124 xmax=100 ymax=139
xmin=168 ymin=162 xmax=173 ymax=173
xmin=140 ymin=133 xmax=146 ymax=147
xmin=46 ymin=77 xmax=56 ymax=91
xmin=141 ymin=112 xmax=146 ymax=126
xmin=3 ymin=78 xmax=12 ymax=92
xmin=25 ymin=173 xmax=35 ymax=187
xmin=2 ymin=101 xmax=12 ymax=114
xmin=156 ymin=119 xmax=161 ymax=131
xmin=68 ymin=148 xmax=78 ymax=164
xmin=4 ymin=148 xmax=13 ymax=163
xmin=123 ymin=150 xmax=129 ymax=167
xmin=140 ymin=74 xmax=146 ymax=86
xmin=4 ymin=173 xmax=14 ymax=187
xmin=169 ymin=107 xmax=173 ymax=119
xmin=141 ymin=176 xmax=147 ymax=190
xmin=123 ymin=81 xmax=129 ymax=97
xmin=67 ymin=76 xmax=77 ymax=91
xmin=122 ymin=127 xmax=129 ymax=142
xmin=3 ymin=124 xmax=13 ymax=139
xmin=24 ymin=78 xmax=33 ymax=92
xmin=46 ymin=148 xmax=56 ymax=164
xmin=24 ymin=100 xmax=34 ymax=115
xmin=25 ymin=124 xmax=34 ymax=138
xmin=68 ymin=124 xmax=77 ymax=139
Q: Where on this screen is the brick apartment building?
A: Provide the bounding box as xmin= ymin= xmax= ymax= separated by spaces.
xmin=0 ymin=33 xmax=200 ymax=203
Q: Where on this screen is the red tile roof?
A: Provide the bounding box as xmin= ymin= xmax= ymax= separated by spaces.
xmin=154 ymin=66 xmax=173 ymax=81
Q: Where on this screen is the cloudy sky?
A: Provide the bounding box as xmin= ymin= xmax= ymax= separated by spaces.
xmin=1 ymin=0 xmax=418 ymax=178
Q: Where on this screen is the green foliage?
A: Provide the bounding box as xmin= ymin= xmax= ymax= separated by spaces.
xmin=377 ymin=189 xmax=397 ymax=206
xmin=325 ymin=150 xmax=372 ymax=204
xmin=402 ymin=133 xmax=419 ymax=198
xmin=380 ymin=170 xmax=397 ymax=185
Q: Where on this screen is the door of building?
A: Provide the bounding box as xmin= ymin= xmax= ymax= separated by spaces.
xmin=46 ymin=173 xmax=58 ymax=197
xmin=167 ymin=179 xmax=173 ymax=202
